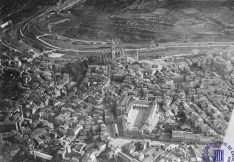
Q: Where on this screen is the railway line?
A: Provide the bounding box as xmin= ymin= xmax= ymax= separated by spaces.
xmin=3 ymin=0 xmax=234 ymax=58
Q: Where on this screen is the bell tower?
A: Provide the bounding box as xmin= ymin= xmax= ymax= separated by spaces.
xmin=111 ymin=39 xmax=116 ymax=60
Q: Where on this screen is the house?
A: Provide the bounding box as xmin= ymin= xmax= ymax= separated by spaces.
xmin=72 ymin=142 xmax=86 ymax=156
xmin=139 ymin=141 xmax=149 ymax=151
xmin=58 ymin=73 xmax=70 ymax=89
xmin=172 ymin=131 xmax=214 ymax=144
xmin=0 ymin=123 xmax=17 ymax=133
xmin=117 ymin=151 xmax=139 ymax=162
xmin=132 ymin=152 xmax=144 ymax=161
xmin=31 ymin=150 xmax=53 ymax=161
xmin=82 ymin=149 xmax=99 ymax=162
xmin=227 ymin=97 xmax=234 ymax=104
xmin=112 ymin=71 xmax=126 ymax=82
xmin=97 ymin=142 xmax=107 ymax=152
xmin=113 ymin=123 xmax=119 ymax=138
xmin=66 ymin=134 xmax=76 ymax=144
xmin=122 ymin=142 xmax=136 ymax=154
xmin=34 ymin=136 xmax=44 ymax=145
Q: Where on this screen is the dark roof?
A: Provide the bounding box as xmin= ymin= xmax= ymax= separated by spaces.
xmin=0 ymin=124 xmax=16 ymax=133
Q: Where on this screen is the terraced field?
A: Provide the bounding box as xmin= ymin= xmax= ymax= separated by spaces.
xmin=36 ymin=0 xmax=234 ymax=45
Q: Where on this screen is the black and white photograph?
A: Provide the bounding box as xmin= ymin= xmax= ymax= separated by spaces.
xmin=0 ymin=0 xmax=234 ymax=161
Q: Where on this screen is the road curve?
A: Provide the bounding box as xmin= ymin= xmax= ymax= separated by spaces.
xmin=4 ymin=0 xmax=234 ymax=56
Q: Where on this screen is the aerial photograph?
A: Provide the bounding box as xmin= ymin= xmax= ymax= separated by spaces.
xmin=1 ymin=0 xmax=234 ymax=161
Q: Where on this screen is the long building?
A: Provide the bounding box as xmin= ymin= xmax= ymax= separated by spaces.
xmin=122 ymin=99 xmax=159 ymax=136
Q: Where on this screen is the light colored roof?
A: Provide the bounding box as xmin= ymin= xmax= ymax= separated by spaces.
xmin=118 ymin=151 xmax=133 ymax=162
xmin=152 ymin=8 xmax=169 ymax=15
xmin=132 ymin=100 xmax=151 ymax=106
xmin=181 ymin=8 xmax=198 ymax=14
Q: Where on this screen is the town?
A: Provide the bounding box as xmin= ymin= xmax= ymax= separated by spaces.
xmin=1 ymin=0 xmax=234 ymax=162
xmin=1 ymin=37 xmax=234 ymax=161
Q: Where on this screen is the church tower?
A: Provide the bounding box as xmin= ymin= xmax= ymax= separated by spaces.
xmin=111 ymin=39 xmax=116 ymax=60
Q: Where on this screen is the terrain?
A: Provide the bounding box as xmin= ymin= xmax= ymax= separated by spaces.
xmin=36 ymin=0 xmax=234 ymax=46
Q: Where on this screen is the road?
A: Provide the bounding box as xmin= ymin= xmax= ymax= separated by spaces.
xmin=1 ymin=0 xmax=85 ymax=54
xmin=30 ymin=28 xmax=234 ymax=54
xmin=32 ymin=33 xmax=234 ymax=54
xmin=108 ymin=137 xmax=166 ymax=148
xmin=2 ymin=0 xmax=234 ymax=159
xmin=2 ymin=0 xmax=234 ymax=58
xmin=5 ymin=0 xmax=233 ymax=57
xmin=0 ymin=39 xmax=20 ymax=52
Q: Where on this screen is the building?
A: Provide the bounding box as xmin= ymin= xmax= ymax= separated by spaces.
xmin=112 ymin=71 xmax=126 ymax=82
xmin=30 ymin=150 xmax=53 ymax=161
xmin=122 ymin=141 xmax=136 ymax=154
xmin=58 ymin=73 xmax=70 ymax=89
xmin=123 ymin=99 xmax=159 ymax=136
xmin=0 ymin=123 xmax=18 ymax=133
xmin=117 ymin=151 xmax=139 ymax=162
xmin=0 ymin=20 xmax=12 ymax=29
xmin=113 ymin=123 xmax=119 ymax=138
xmin=171 ymin=131 xmax=216 ymax=144
xmin=72 ymin=142 xmax=86 ymax=156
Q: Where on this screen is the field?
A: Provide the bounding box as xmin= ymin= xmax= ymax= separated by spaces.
xmin=35 ymin=0 xmax=234 ymax=47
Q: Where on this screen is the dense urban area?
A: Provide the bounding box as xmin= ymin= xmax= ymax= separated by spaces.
xmin=1 ymin=0 xmax=234 ymax=162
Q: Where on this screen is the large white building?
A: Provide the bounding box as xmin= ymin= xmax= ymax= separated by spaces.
xmin=122 ymin=99 xmax=159 ymax=136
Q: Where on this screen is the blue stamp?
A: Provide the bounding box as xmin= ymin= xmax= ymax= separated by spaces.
xmin=213 ymin=149 xmax=224 ymax=162
xmin=202 ymin=140 xmax=234 ymax=162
